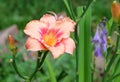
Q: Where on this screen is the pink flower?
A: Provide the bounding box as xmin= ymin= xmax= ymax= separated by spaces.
xmin=24 ymin=14 xmax=76 ymax=58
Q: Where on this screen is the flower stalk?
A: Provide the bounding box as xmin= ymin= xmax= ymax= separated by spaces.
xmin=29 ymin=51 xmax=48 ymax=81
xmin=12 ymin=55 xmax=27 ymax=80
xmin=103 ymin=26 xmax=120 ymax=82
xmin=11 ymin=50 xmax=48 ymax=82
xmin=8 ymin=36 xmax=49 ymax=81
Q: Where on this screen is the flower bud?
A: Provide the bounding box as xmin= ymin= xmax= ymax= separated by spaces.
xmin=8 ymin=35 xmax=17 ymax=55
xmin=8 ymin=35 xmax=15 ymax=49
xmin=111 ymin=1 xmax=120 ymax=23
xmin=9 ymin=59 xmax=13 ymax=63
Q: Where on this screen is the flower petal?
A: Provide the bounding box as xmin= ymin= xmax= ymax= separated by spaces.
xmin=48 ymin=43 xmax=65 ymax=58
xmin=94 ymin=43 xmax=102 ymax=57
xmin=24 ymin=20 xmax=47 ymax=40
xmin=55 ymin=17 xmax=76 ymax=38
xmin=25 ymin=37 xmax=47 ymax=51
xmin=62 ymin=38 xmax=75 ymax=54
xmin=40 ymin=14 xmax=56 ymax=25
xmin=92 ymin=27 xmax=101 ymax=43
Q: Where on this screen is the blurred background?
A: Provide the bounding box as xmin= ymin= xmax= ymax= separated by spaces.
xmin=0 ymin=0 xmax=113 ymax=82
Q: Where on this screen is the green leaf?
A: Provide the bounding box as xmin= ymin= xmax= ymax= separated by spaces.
xmin=45 ymin=59 xmax=57 ymax=82
xmin=107 ymin=73 xmax=120 ymax=82
xmin=77 ymin=6 xmax=85 ymax=82
xmin=76 ymin=5 xmax=92 ymax=82
xmin=112 ymin=56 xmax=120 ymax=82
xmin=112 ymin=57 xmax=120 ymax=76
xmin=84 ymin=5 xmax=92 ymax=82
xmin=106 ymin=18 xmax=113 ymax=35
xmin=63 ymin=0 xmax=75 ymax=20
xmin=63 ymin=0 xmax=72 ymax=17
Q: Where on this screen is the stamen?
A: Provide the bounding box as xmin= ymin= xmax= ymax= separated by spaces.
xmin=43 ymin=31 xmax=57 ymax=46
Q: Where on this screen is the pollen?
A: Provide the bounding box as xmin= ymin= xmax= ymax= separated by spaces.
xmin=43 ymin=31 xmax=57 ymax=46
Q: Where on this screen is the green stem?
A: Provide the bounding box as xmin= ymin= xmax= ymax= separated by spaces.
xmin=75 ymin=41 xmax=80 ymax=82
xmin=92 ymin=54 xmax=96 ymax=82
xmin=12 ymin=55 xmax=26 ymax=79
xmin=45 ymin=59 xmax=57 ymax=82
xmin=29 ymin=51 xmax=42 ymax=81
xmin=107 ymin=73 xmax=120 ymax=81
xmin=103 ymin=27 xmax=120 ymax=82
xmin=80 ymin=0 xmax=93 ymax=18
xmin=57 ymin=70 xmax=67 ymax=81
xmin=29 ymin=51 xmax=48 ymax=81
xmin=38 ymin=51 xmax=48 ymax=68
xmin=76 ymin=0 xmax=93 ymax=23
xmin=12 ymin=49 xmax=48 ymax=81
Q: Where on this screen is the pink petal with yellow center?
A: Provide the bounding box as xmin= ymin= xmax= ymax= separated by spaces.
xmin=24 ymin=20 xmax=47 ymax=40
xmin=40 ymin=28 xmax=63 ymax=47
xmin=24 ymin=13 xmax=76 ymax=59
xmin=48 ymin=43 xmax=65 ymax=58
xmin=55 ymin=17 xmax=76 ymax=39
xmin=25 ymin=37 xmax=47 ymax=51
xmin=62 ymin=38 xmax=75 ymax=54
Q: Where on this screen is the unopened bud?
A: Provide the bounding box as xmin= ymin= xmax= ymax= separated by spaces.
xmin=8 ymin=35 xmax=17 ymax=55
xmin=8 ymin=35 xmax=15 ymax=49
xmin=107 ymin=36 xmax=112 ymax=45
xmin=111 ymin=1 xmax=120 ymax=23
xmin=114 ymin=31 xmax=119 ymax=36
xmin=9 ymin=59 xmax=13 ymax=63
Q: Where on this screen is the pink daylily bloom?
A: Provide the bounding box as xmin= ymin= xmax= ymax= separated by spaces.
xmin=24 ymin=13 xmax=76 ymax=58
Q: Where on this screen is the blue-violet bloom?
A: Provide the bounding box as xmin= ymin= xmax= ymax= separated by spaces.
xmin=92 ymin=18 xmax=107 ymax=57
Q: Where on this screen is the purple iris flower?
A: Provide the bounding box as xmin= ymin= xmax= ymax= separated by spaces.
xmin=92 ymin=18 xmax=107 ymax=57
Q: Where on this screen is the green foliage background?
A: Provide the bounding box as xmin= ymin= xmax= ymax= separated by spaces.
xmin=0 ymin=0 xmax=112 ymax=30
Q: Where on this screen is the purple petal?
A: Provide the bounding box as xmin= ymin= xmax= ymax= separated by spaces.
xmin=92 ymin=27 xmax=101 ymax=43
xmin=94 ymin=43 xmax=102 ymax=57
